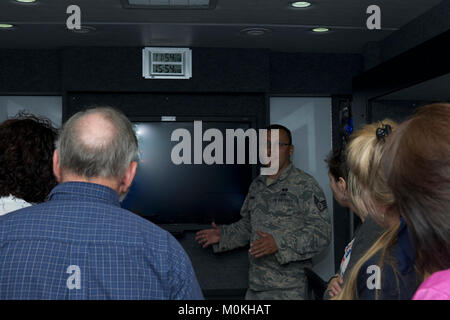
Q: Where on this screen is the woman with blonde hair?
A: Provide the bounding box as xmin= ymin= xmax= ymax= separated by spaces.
xmin=323 ymin=148 xmax=383 ymax=298
xmin=332 ymin=119 xmax=421 ymax=300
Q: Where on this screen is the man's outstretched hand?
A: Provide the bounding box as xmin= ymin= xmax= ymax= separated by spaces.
xmin=195 ymin=222 xmax=221 ymax=248
xmin=249 ymin=231 xmax=278 ymax=258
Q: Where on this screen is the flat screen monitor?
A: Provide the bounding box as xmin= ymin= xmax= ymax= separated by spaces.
xmin=121 ymin=121 xmax=253 ymax=226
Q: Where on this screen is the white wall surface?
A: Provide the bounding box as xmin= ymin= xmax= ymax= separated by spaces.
xmin=0 ymin=96 xmax=62 ymax=127
xmin=270 ymin=97 xmax=334 ymax=281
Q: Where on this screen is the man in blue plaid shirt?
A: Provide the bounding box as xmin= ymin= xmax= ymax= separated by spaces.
xmin=0 ymin=107 xmax=203 ymax=300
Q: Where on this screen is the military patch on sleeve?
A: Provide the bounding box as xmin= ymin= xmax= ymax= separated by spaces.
xmin=314 ymin=195 xmax=328 ymax=212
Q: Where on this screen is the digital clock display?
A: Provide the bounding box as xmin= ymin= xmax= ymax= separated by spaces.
xmin=143 ymin=47 xmax=191 ymax=79
xmin=152 ymin=53 xmax=182 ymax=63
xmin=152 ymin=64 xmax=182 ymax=74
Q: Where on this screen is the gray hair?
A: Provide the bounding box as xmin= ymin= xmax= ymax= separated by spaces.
xmin=56 ymin=107 xmax=138 ymax=179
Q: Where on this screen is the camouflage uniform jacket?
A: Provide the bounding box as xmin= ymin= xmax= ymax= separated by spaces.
xmin=213 ymin=163 xmax=331 ymax=291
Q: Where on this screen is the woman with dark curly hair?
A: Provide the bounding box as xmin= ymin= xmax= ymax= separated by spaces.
xmin=0 ymin=113 xmax=58 ymax=215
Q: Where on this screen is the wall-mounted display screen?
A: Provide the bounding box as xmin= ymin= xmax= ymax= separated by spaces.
xmin=121 ymin=121 xmax=253 ymax=225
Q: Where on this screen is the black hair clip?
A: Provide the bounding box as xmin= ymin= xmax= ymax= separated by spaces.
xmin=376 ymin=124 xmax=392 ymax=142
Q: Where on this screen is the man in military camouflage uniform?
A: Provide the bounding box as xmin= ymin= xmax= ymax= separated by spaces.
xmin=195 ymin=124 xmax=331 ymax=300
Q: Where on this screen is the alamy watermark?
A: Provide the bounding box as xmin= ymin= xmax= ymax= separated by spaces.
xmin=66 ymin=265 xmax=81 ymax=290
xmin=66 ymin=4 xmax=381 ymax=30
xmin=170 ymin=121 xmax=281 ymax=176
xmin=66 ymin=5 xmax=81 ymax=30
xmin=366 ymin=265 xmax=381 ymax=290
xmin=65 ymin=4 xmax=382 ymax=32
xmin=367 ymin=5 xmax=381 ymax=30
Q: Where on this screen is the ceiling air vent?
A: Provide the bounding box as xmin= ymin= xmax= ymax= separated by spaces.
xmin=123 ymin=0 xmax=215 ymax=9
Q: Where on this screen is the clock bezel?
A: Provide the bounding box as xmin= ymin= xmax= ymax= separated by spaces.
xmin=143 ymin=47 xmax=192 ymax=79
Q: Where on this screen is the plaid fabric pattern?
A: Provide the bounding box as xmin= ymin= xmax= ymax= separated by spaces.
xmin=0 ymin=182 xmax=203 ymax=300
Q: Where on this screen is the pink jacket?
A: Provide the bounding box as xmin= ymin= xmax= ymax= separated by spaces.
xmin=413 ymin=269 xmax=450 ymax=300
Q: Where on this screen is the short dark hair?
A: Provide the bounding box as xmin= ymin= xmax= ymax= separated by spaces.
xmin=267 ymin=124 xmax=292 ymax=145
xmin=0 ymin=112 xmax=58 ymax=203
xmin=325 ymin=148 xmax=348 ymax=181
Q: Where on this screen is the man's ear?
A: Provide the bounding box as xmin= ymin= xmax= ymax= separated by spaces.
xmin=289 ymin=144 xmax=294 ymax=156
xmin=119 ymin=161 xmax=138 ymax=194
xmin=53 ymin=150 xmax=62 ymax=183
